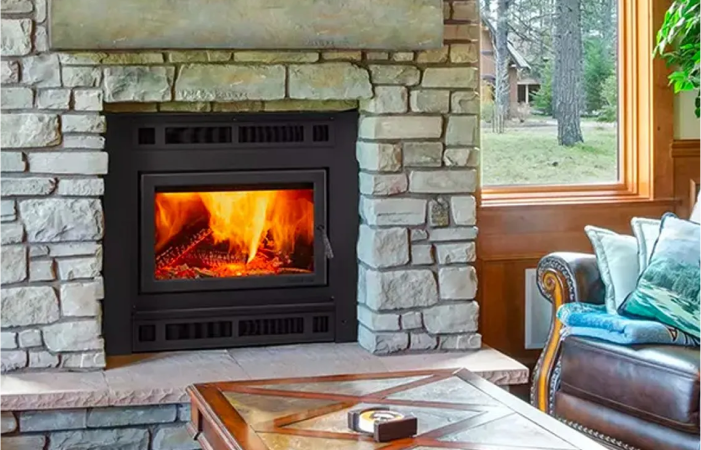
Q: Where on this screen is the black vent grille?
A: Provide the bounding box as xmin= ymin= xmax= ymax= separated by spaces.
xmin=134 ymin=313 xmax=334 ymax=351
xmin=312 ymin=125 xmax=330 ymax=142
xmin=138 ymin=128 xmax=156 ymax=145
xmin=165 ymin=321 xmax=233 ymax=341
xmin=135 ymin=120 xmax=334 ymax=148
xmin=238 ymin=125 xmax=305 ymax=143
xmin=312 ymin=315 xmax=330 ymax=333
xmin=138 ymin=324 xmax=156 ymax=342
xmin=165 ymin=126 xmax=232 ymax=144
xmin=239 ymin=317 xmax=304 ymax=337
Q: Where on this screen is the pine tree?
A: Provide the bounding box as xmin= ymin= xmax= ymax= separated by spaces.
xmin=493 ymin=0 xmax=511 ymax=134
xmin=553 ymin=0 xmax=583 ymax=145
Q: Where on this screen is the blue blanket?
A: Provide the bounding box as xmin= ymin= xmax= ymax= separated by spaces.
xmin=557 ymin=303 xmax=700 ymax=346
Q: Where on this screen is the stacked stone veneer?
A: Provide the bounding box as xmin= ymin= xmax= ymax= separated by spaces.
xmin=0 ymin=0 xmax=481 ymax=372
xmin=1 ymin=404 xmax=200 ymax=449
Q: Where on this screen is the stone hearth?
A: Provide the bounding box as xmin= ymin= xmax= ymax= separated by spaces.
xmin=1 ymin=0 xmax=481 ymax=373
xmin=0 ymin=344 xmax=527 ymax=448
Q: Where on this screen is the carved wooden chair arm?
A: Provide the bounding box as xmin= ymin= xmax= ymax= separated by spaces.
xmin=530 ymin=252 xmax=606 ymax=414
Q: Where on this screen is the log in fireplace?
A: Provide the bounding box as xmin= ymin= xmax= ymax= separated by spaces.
xmin=103 ymin=112 xmax=358 ymax=355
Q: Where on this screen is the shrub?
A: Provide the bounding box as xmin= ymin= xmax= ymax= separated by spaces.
xmin=598 ymin=73 xmax=618 ymax=122
xmin=481 ymin=100 xmax=495 ymax=123
xmin=532 ymin=61 xmax=554 ymax=116
xmin=583 ymin=37 xmax=615 ymax=114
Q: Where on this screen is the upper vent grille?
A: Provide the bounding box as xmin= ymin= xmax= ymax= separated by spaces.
xmin=165 ymin=126 xmax=232 ymax=145
xmin=136 ymin=120 xmax=333 ymax=148
xmin=138 ymin=128 xmax=156 ymax=145
xmin=312 ymin=125 xmax=330 ymax=142
xmin=238 ymin=125 xmax=305 ymax=144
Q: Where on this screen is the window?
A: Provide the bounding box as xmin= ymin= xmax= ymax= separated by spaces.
xmin=479 ymin=0 xmax=667 ymax=203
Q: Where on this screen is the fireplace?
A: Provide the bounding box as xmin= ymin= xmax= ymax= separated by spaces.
xmin=144 ymin=171 xmax=326 ymax=292
xmin=0 ymin=0 xmax=484 ymax=373
xmin=103 ymin=112 xmax=359 ymax=355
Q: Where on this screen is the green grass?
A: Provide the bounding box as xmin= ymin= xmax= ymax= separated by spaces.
xmin=480 ymin=124 xmax=618 ymax=186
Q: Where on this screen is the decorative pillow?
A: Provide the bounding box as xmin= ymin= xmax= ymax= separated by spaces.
xmin=584 ymin=226 xmax=640 ymax=314
xmin=691 ymin=190 xmax=700 ymax=224
xmin=619 ymin=214 xmax=701 ymax=338
xmin=631 ymin=217 xmax=661 ymax=272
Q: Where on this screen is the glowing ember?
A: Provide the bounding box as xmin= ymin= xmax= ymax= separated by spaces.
xmin=154 ymin=189 xmax=314 ymax=280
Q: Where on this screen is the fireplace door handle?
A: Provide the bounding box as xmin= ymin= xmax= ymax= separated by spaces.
xmin=317 ymin=225 xmax=334 ymax=259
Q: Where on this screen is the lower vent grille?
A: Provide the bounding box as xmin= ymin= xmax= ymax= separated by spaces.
xmin=134 ymin=313 xmax=334 ymax=351
xmin=165 ymin=321 xmax=233 ymax=341
xmin=239 ymin=317 xmax=304 ymax=337
xmin=313 ymin=315 xmax=330 ymax=333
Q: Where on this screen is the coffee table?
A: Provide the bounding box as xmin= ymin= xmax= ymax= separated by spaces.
xmin=186 ymin=368 xmax=606 ymax=450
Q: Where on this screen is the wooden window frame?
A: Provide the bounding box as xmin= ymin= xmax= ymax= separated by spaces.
xmin=481 ymin=0 xmax=675 ymax=207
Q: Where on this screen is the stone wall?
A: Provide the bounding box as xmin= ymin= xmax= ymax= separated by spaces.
xmin=1 ymin=404 xmax=200 ymax=449
xmin=0 ymin=0 xmax=481 ymax=372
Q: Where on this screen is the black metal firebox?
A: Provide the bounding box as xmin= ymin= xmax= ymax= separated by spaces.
xmin=103 ymin=112 xmax=359 ymax=355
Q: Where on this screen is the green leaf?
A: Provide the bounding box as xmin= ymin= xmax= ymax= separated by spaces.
xmin=656 ymin=0 xmax=701 ymax=112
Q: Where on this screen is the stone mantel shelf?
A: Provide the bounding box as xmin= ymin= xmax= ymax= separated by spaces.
xmin=0 ymin=344 xmax=528 ymax=412
xmin=49 ymin=0 xmax=444 ymax=50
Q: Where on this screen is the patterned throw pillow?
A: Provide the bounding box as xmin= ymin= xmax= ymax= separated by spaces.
xmin=585 ymin=226 xmax=640 ymax=314
xmin=619 ymin=214 xmax=701 ymax=338
xmin=691 ymin=191 xmax=701 ymax=223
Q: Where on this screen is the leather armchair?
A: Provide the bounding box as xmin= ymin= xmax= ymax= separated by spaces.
xmin=531 ymin=253 xmax=700 ymax=450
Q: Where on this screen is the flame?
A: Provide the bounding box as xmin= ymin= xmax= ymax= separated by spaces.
xmin=154 ymin=189 xmax=314 ymax=278
xmin=154 ymin=192 xmax=204 ymax=252
xmin=199 ymin=190 xmax=275 ymax=262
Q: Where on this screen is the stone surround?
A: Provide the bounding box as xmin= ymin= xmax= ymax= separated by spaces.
xmin=0 ymin=0 xmax=481 ymax=373
xmin=1 ymin=405 xmax=197 ymax=450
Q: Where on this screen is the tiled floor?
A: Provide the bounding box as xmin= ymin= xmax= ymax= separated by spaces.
xmin=1 ymin=343 xmax=528 ymax=411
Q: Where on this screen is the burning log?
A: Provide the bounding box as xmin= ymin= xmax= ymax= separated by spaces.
xmin=186 ymin=248 xmax=241 ymax=267
xmin=156 ymin=227 xmax=213 ymax=270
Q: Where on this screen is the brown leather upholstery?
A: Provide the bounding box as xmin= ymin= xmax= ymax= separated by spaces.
xmin=555 ymin=392 xmax=701 ymax=450
xmin=559 ymin=336 xmax=700 ymax=434
xmin=534 ymin=253 xmax=701 ymax=450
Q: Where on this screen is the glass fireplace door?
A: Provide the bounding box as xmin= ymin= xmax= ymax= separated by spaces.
xmin=140 ymin=170 xmax=327 ymax=293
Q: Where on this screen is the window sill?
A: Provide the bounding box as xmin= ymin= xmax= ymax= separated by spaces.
xmin=480 ymin=186 xmax=676 ymax=208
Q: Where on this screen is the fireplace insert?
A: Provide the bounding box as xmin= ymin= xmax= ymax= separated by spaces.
xmin=103 ymin=112 xmax=358 ymax=354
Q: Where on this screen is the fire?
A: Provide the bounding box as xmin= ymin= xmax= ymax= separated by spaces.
xmin=154 ymin=189 xmax=314 ymax=279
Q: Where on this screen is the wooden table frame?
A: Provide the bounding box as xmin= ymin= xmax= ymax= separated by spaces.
xmin=187 ymin=368 xmax=606 ymax=450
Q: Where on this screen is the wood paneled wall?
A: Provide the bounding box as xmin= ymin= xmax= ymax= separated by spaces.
xmin=672 ymin=139 xmax=700 ymax=219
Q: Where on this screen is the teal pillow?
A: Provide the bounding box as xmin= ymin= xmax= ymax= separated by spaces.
xmin=619 ymin=214 xmax=700 ymax=338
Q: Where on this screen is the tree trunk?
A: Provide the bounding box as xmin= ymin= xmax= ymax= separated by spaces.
xmin=494 ymin=0 xmax=510 ymax=134
xmin=554 ymin=0 xmax=583 ymax=146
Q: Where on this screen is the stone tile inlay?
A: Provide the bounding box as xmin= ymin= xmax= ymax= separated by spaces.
xmin=1 ymin=0 xmax=481 ymax=372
